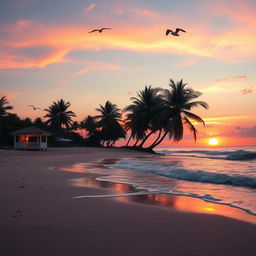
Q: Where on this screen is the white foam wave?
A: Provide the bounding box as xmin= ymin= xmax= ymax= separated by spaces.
xmin=110 ymin=160 xmax=256 ymax=188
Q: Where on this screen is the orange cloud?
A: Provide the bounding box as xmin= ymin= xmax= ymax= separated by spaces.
xmin=1 ymin=1 xmax=256 ymax=70
xmin=200 ymin=76 xmax=254 ymax=94
xmin=216 ymin=75 xmax=247 ymax=82
xmin=204 ymin=115 xmax=256 ymax=125
xmin=202 ymin=1 xmax=256 ymax=61
xmin=0 ymin=90 xmax=20 ymax=100
xmin=0 ymin=47 xmax=68 ymax=69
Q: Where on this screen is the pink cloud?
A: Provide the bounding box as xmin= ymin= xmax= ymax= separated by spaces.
xmin=206 ymin=0 xmax=256 ymax=25
xmin=127 ymin=8 xmax=160 ymax=18
xmin=83 ymin=3 xmax=96 ymax=13
xmin=16 ymin=20 xmax=33 ymax=28
xmin=71 ymin=61 xmax=122 ymax=77
xmin=233 ymin=75 xmax=247 ymax=80
xmin=216 ymin=75 xmax=247 ymax=82
xmin=240 ymin=87 xmax=253 ymax=95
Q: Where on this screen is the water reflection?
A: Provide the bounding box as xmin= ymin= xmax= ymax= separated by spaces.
xmin=60 ymin=160 xmax=256 ymax=225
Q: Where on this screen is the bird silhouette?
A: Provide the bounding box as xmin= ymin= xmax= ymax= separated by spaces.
xmin=166 ymin=28 xmax=186 ymax=36
xmin=28 ymin=105 xmax=41 ymax=110
xmin=89 ymin=28 xmax=112 ymax=33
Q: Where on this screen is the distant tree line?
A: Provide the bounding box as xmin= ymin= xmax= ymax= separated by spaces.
xmin=0 ymin=79 xmax=208 ymax=151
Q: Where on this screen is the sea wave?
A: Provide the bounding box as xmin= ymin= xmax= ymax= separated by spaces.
xmin=110 ymin=160 xmax=256 ymax=189
xmin=225 ymin=150 xmax=256 ymax=160
xmin=158 ymin=149 xmax=256 ymax=161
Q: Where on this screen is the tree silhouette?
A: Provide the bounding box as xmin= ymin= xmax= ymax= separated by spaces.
xmin=123 ymin=86 xmax=164 ymax=148
xmin=80 ymin=115 xmax=98 ymax=136
xmin=95 ymin=101 xmax=125 ymax=147
xmin=148 ymin=79 xmax=208 ymax=149
xmin=44 ymin=99 xmax=76 ymax=134
xmin=0 ymin=96 xmax=13 ymax=117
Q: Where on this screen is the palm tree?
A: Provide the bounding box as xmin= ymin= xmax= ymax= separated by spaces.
xmin=80 ymin=115 xmax=98 ymax=136
xmin=123 ymin=113 xmax=147 ymax=147
xmin=95 ymin=101 xmax=125 ymax=147
xmin=34 ymin=117 xmax=47 ymax=129
xmin=148 ymin=79 xmax=208 ymax=149
xmin=123 ymin=86 xmax=164 ymax=148
xmin=70 ymin=121 xmax=79 ymax=131
xmin=0 ymin=96 xmax=13 ymax=117
xmin=44 ymin=99 xmax=76 ymax=133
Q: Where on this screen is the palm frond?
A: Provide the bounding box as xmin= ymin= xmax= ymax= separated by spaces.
xmin=183 ymin=116 xmax=198 ymax=141
xmin=183 ymin=111 xmax=205 ymax=125
xmin=184 ymin=101 xmax=209 ymax=110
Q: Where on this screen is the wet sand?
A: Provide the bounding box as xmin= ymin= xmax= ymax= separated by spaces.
xmin=0 ymin=147 xmax=256 ymax=256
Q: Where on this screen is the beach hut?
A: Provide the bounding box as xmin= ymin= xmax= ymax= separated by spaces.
xmin=11 ymin=126 xmax=51 ymax=151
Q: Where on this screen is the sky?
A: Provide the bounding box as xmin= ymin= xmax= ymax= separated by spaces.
xmin=0 ymin=0 xmax=256 ymax=147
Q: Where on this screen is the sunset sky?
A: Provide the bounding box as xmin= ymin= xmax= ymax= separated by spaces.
xmin=0 ymin=0 xmax=255 ymax=147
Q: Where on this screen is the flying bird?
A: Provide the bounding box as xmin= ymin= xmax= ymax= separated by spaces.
xmin=166 ymin=28 xmax=186 ymax=36
xmin=89 ymin=27 xmax=112 ymax=33
xmin=28 ymin=105 xmax=41 ymax=110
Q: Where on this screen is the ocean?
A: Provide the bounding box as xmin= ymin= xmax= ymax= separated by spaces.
xmin=92 ymin=146 xmax=256 ymax=216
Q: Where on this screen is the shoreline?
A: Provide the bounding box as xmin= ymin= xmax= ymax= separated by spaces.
xmin=1 ymin=147 xmax=256 ymax=256
xmin=60 ymin=157 xmax=256 ymax=225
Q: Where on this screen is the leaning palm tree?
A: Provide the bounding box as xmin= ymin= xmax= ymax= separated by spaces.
xmin=0 ymin=96 xmax=13 ymax=117
xmin=44 ymin=99 xmax=76 ymax=133
xmin=148 ymin=79 xmax=208 ymax=149
xmin=123 ymin=114 xmax=147 ymax=147
xmin=123 ymin=86 xmax=164 ymax=148
xmin=96 ymin=101 xmax=125 ymax=147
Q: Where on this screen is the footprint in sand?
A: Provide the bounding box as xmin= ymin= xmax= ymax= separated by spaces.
xmin=12 ymin=209 xmax=23 ymax=218
xmin=19 ymin=183 xmax=25 ymax=188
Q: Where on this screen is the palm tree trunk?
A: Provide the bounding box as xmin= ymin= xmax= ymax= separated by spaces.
xmin=148 ymin=129 xmax=162 ymax=148
xmin=125 ymin=134 xmax=132 ymax=147
xmin=133 ymin=138 xmax=140 ymax=147
xmin=138 ymin=131 xmax=154 ymax=148
xmin=148 ymin=130 xmax=168 ymax=149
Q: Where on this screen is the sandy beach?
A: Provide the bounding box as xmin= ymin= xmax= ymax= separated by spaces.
xmin=0 ymin=147 xmax=255 ymax=256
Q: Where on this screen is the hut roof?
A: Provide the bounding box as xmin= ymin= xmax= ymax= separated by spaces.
xmin=10 ymin=126 xmax=51 ymax=136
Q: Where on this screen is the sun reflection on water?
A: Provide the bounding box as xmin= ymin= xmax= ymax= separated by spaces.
xmin=59 ymin=161 xmax=256 ymax=225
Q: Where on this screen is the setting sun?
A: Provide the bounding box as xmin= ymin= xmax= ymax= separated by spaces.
xmin=208 ymin=138 xmax=219 ymax=146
